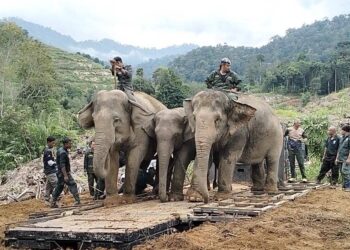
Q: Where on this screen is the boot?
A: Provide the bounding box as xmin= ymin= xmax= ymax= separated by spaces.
xmin=50 ymin=201 xmax=59 ymax=208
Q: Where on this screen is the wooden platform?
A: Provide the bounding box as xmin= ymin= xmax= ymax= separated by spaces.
xmin=5 ymin=182 xmax=328 ymax=249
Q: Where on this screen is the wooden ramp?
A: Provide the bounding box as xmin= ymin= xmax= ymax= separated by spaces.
xmin=5 ymin=182 xmax=327 ymax=249
xmin=5 ymin=200 xmax=198 ymax=249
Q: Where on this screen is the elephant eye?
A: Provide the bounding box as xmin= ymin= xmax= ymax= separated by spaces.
xmin=113 ymin=117 xmax=121 ymax=126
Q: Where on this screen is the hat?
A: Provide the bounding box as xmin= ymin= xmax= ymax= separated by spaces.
xmin=221 ymin=57 xmax=231 ymax=65
xmin=113 ymin=56 xmax=122 ymax=63
xmin=341 ymin=125 xmax=350 ymax=132
xmin=62 ymin=137 xmax=71 ymax=144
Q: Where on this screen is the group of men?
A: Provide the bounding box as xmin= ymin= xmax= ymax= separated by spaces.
xmin=285 ymin=119 xmax=350 ymax=190
xmin=43 ymin=137 xmax=80 ymax=207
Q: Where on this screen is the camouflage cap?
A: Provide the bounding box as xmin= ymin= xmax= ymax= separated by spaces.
xmin=221 ymin=57 xmax=231 ymax=65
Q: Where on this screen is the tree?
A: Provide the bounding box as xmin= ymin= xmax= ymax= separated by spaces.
xmin=133 ymin=67 xmax=155 ymax=95
xmin=16 ymin=40 xmax=59 ymax=113
xmin=153 ymin=67 xmax=186 ymax=108
xmin=0 ymin=22 xmax=27 ymax=118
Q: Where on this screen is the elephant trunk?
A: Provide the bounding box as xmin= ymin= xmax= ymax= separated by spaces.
xmin=194 ymin=128 xmax=216 ymax=203
xmin=157 ymin=141 xmax=174 ymax=202
xmin=93 ymin=131 xmax=114 ymax=178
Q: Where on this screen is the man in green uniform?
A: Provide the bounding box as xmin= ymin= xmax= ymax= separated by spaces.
xmin=84 ymin=140 xmax=97 ymax=197
xmin=316 ymin=126 xmax=340 ymax=185
xmin=51 ymin=137 xmax=81 ymax=207
xmin=336 ymin=125 xmax=350 ymax=191
xmin=205 ymin=57 xmax=241 ymax=99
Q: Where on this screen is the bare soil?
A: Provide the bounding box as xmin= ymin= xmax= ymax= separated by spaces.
xmin=137 ymin=188 xmax=350 ymax=250
xmin=1 ymin=188 xmax=349 ymax=250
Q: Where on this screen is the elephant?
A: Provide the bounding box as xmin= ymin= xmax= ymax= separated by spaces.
xmin=78 ymin=90 xmax=166 ymax=204
xmin=144 ymin=107 xmax=195 ymax=202
xmin=184 ymin=90 xmax=283 ymax=203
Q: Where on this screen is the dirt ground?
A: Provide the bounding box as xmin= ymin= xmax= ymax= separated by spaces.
xmin=138 ymin=188 xmax=350 ymax=250
xmin=1 ymin=188 xmax=350 ymax=250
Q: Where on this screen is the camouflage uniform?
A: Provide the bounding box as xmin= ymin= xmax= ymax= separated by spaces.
xmin=205 ymin=70 xmax=241 ymax=100
xmin=43 ymin=146 xmax=57 ymax=202
xmin=205 ymin=70 xmax=241 ymax=90
xmin=338 ymin=135 xmax=350 ymax=188
xmin=84 ymin=148 xmax=97 ymax=196
xmin=111 ymin=65 xmax=136 ymax=101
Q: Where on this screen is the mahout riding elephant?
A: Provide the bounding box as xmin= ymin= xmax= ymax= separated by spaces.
xmin=78 ymin=90 xmax=166 ymax=204
xmin=184 ymin=90 xmax=283 ymax=203
xmin=145 ymin=107 xmax=195 ymax=202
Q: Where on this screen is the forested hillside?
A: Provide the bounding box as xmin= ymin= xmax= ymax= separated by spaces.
xmin=0 ymin=22 xmax=198 ymax=171
xmin=170 ymin=14 xmax=350 ymax=95
xmin=0 ymin=22 xmax=114 ymax=171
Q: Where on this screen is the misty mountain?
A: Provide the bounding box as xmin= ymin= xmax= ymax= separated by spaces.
xmin=4 ymin=17 xmax=198 ymax=66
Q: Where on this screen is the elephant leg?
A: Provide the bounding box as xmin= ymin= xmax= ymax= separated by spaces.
xmin=215 ymin=152 xmax=238 ymax=201
xmin=265 ymin=152 xmax=280 ymax=193
xmin=166 ymin=156 xmax=175 ymax=192
xmin=104 ymin=146 xmax=120 ymax=207
xmin=123 ymin=140 xmax=150 ymax=202
xmin=212 ymin=152 xmax=220 ymax=189
xmin=170 ymin=144 xmax=195 ymax=201
xmin=251 ymin=162 xmax=265 ymax=192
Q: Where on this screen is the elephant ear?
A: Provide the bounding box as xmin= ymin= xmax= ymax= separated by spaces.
xmin=227 ymin=101 xmax=256 ymax=136
xmin=78 ymin=101 xmax=94 ymax=129
xmin=183 ymin=116 xmax=195 ymax=142
xmin=183 ymin=99 xmax=195 ymax=133
xmin=142 ymin=114 xmax=156 ymax=138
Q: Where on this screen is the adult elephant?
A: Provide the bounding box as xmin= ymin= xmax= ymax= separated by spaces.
xmin=184 ymin=90 xmax=283 ymax=203
xmin=78 ymin=90 xmax=166 ymax=203
xmin=144 ymin=107 xmax=195 ymax=202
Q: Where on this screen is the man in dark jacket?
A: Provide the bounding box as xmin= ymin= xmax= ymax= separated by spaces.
xmin=84 ymin=140 xmax=97 ymax=196
xmin=51 ymin=137 xmax=80 ymax=207
xmin=336 ymin=125 xmax=350 ymax=191
xmin=43 ymin=136 xmax=57 ymax=202
xmin=316 ymin=126 xmax=340 ymax=185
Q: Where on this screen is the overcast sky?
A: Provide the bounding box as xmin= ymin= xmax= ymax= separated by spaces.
xmin=0 ymin=0 xmax=349 ymax=48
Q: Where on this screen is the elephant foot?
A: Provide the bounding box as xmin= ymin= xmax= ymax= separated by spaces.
xmin=186 ymin=188 xmax=207 ymax=203
xmin=214 ymin=191 xmax=231 ymax=201
xmin=168 ymin=192 xmax=184 ymax=202
xmin=159 ymin=193 xmax=169 ymax=203
xmin=251 ymin=186 xmax=264 ymax=192
xmin=120 ymin=194 xmax=136 ymax=204
xmin=103 ymin=195 xmax=121 ymax=207
xmin=265 ymin=185 xmax=279 ymax=195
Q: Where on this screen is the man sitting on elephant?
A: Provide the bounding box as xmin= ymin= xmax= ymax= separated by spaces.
xmin=110 ymin=57 xmax=134 ymax=98
xmin=205 ymin=57 xmax=241 ymax=99
xmin=110 ymin=56 xmax=151 ymax=114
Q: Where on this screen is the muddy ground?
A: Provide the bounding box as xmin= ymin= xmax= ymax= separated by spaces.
xmin=137 ymin=188 xmax=350 ymax=250
xmin=1 ymin=188 xmax=349 ymax=250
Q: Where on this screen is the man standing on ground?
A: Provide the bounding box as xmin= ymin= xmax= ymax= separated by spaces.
xmin=336 ymin=125 xmax=350 ymax=191
xmin=316 ymin=126 xmax=340 ymax=185
xmin=84 ymin=139 xmax=97 ymax=197
xmin=285 ymin=119 xmax=308 ymax=182
xmin=51 ymin=137 xmax=81 ymax=207
xmin=43 ymin=136 xmax=57 ymax=203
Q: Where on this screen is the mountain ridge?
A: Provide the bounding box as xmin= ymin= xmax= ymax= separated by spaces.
xmin=4 ymin=17 xmax=198 ymax=65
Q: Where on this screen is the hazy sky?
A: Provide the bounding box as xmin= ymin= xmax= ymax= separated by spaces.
xmin=0 ymin=0 xmax=349 ymax=48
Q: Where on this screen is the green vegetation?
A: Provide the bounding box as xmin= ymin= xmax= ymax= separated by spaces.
xmin=1 ymin=15 xmax=349 ymax=180
xmin=0 ymin=22 xmax=110 ymax=172
xmin=169 ymin=15 xmax=350 ymax=96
